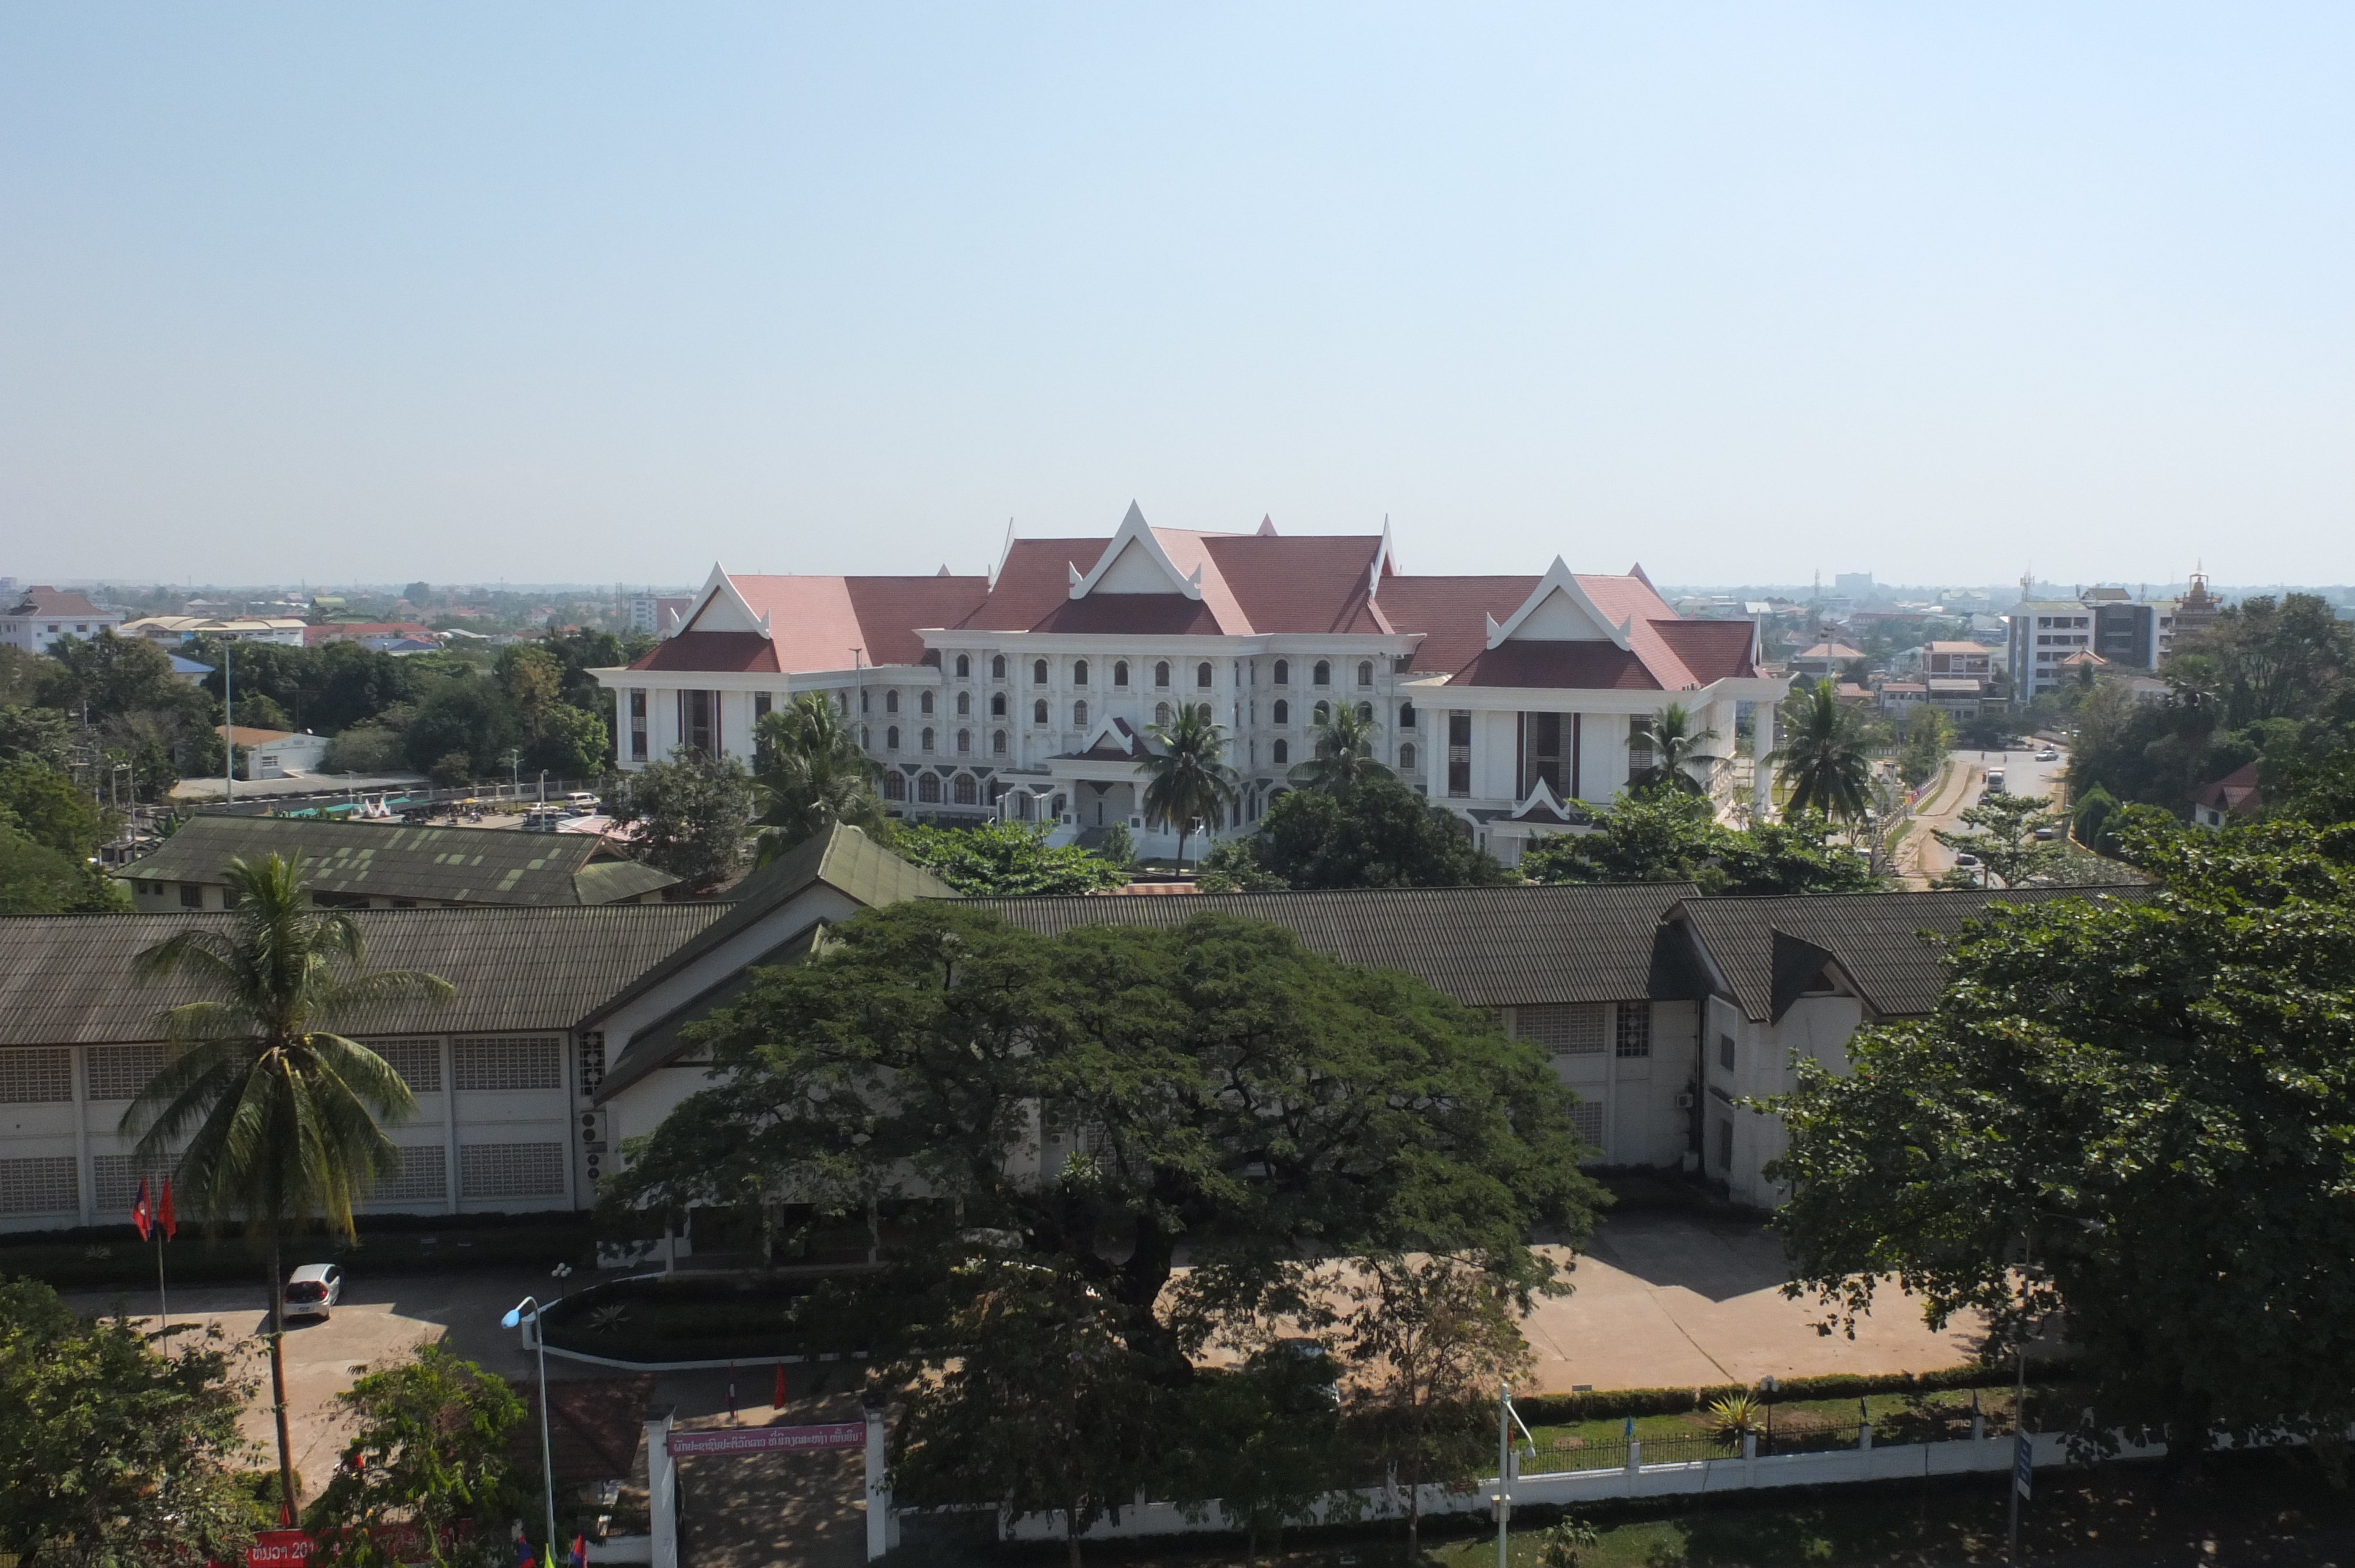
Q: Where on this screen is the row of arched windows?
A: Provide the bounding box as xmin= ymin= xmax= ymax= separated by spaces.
xmin=880 ymin=770 xmax=986 ymax=806
xmin=934 ymin=654 xmax=1382 ymax=690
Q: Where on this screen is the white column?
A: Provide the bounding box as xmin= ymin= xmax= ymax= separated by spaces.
xmin=648 ymin=1409 xmax=678 ymax=1568
xmin=865 ymin=1407 xmax=893 ymax=1560
xmin=442 ymin=1036 xmax=459 ymax=1216
xmin=1753 ymin=699 xmax=1777 ymax=821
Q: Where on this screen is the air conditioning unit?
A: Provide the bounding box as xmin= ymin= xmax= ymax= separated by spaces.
xmin=1675 ymin=1092 xmax=1696 ymax=1109
xmin=579 ymin=1109 xmax=609 ymax=1148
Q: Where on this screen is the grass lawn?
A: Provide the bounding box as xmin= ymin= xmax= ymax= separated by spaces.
xmin=953 ymin=1450 xmax=2355 ymax=1567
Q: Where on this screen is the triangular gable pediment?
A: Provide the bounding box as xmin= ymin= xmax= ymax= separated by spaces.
xmin=1484 ymin=559 xmax=1631 ymax=650
xmin=1508 ymin=776 xmax=1581 ymax=823
xmin=677 ymin=564 xmax=772 ymax=639
xmin=1069 ymin=503 xmax=1202 ymax=601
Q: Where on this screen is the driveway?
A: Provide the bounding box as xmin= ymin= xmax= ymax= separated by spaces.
xmin=1519 ymin=1213 xmax=1982 ymax=1390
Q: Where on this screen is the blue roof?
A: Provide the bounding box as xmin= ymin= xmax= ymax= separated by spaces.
xmin=170 ymin=655 xmax=214 ymax=675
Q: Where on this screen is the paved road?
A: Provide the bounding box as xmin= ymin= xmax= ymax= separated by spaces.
xmin=1906 ymin=743 xmax=2069 ymax=883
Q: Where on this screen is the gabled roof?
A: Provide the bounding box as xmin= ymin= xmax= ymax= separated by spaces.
xmin=969 ymin=882 xmax=1702 ymax=1007
xmin=639 ymin=568 xmax=990 ymax=673
xmin=0 ymin=903 xmax=727 ymax=1045
xmin=125 ymin=816 xmax=678 ymax=907
xmin=583 ymin=825 xmax=956 ymax=1099
xmin=1673 ymin=888 xmax=2157 ymax=1023
xmin=6 ymin=586 xmax=112 ymax=619
xmin=1055 ymin=717 xmax=1145 ymax=762
xmin=2191 ymin=761 xmax=2263 ymax=816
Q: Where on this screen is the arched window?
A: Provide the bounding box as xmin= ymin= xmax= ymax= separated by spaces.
xmin=1196 ymin=662 xmax=1213 ymax=689
xmin=885 ymin=690 xmax=900 ymax=714
xmin=1073 ymin=700 xmax=1088 ymax=727
xmin=1273 ymin=659 xmax=1290 ymax=685
xmin=883 ymin=771 xmax=905 ymax=800
xmin=991 ymin=655 xmax=1006 ymax=680
xmin=1314 ymin=701 xmax=1330 ymax=724
xmin=919 ymin=727 xmax=935 ymax=751
xmin=993 ymin=729 xmax=1007 ymax=755
xmin=954 ymin=773 xmax=978 ymax=805
xmin=886 ymin=726 xmax=901 ymax=750
xmin=1155 ymin=702 xmax=1172 ymax=726
xmin=956 ymin=729 xmax=971 ymax=753
xmin=956 ymin=691 xmax=970 ymax=716
xmin=1398 ymin=700 xmax=1417 ymax=729
xmin=860 ymin=724 xmax=871 ymax=748
xmin=1399 ymin=742 xmax=1418 ymax=772
xmin=1357 ymin=702 xmax=1372 ymax=722
xmin=1312 ymin=660 xmax=1331 ymax=686
xmin=834 ymin=691 xmax=847 ymax=713
xmin=1273 ymin=699 xmax=1289 ymax=725
xmin=1154 ymin=661 xmax=1170 ymax=687
xmin=1273 ymin=739 xmax=1290 ymax=766
xmin=920 ymin=691 xmax=934 ymax=715
xmin=1050 ymin=793 xmax=1067 ymax=819
xmin=955 ymin=654 xmax=970 ymax=678
xmin=918 ymin=773 xmax=941 ymax=803
xmin=990 ymin=693 xmax=1006 ymax=716
xmin=1112 ymin=660 xmax=1129 ymax=687
xmin=1356 ymin=660 xmax=1374 ymax=688
xmin=1032 ymin=659 xmax=1049 ymax=685
xmin=1073 ymin=659 xmax=1089 ymax=686
xmin=1197 ymin=703 xmax=1213 ymax=723
xmin=1033 ymin=699 xmax=1049 ymax=724
xmin=860 ymin=690 xmax=871 ymax=712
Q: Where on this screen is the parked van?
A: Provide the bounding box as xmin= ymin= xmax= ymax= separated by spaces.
xmin=564 ymin=792 xmax=601 ymax=815
xmin=1985 ymin=769 xmax=2006 ymax=794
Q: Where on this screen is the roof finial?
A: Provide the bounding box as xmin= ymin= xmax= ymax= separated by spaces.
xmin=1256 ymin=514 xmax=1276 ymax=537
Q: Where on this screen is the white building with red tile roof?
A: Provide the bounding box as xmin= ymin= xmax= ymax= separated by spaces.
xmin=1 ymin=587 xmax=122 ymax=653
xmin=590 ymin=505 xmax=1789 ymax=863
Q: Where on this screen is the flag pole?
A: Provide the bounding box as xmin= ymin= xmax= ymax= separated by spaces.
xmin=155 ymin=1221 xmax=168 ymax=1334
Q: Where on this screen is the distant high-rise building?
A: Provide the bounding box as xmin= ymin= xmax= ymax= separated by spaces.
xmin=1834 ymin=572 xmax=1875 ymax=599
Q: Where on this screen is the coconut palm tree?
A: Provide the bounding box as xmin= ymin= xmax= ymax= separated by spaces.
xmin=124 ymin=853 xmax=452 ymax=1521
xmin=1137 ymin=703 xmax=1238 ymax=873
xmin=1287 ymin=700 xmax=1392 ymax=795
xmin=1630 ymin=702 xmax=1722 ymax=797
xmin=1766 ymin=679 xmax=1872 ymax=821
xmin=751 ymin=693 xmax=891 ymax=862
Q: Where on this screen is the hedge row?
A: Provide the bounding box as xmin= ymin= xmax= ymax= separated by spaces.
xmin=1514 ymin=1360 xmax=2080 ymax=1424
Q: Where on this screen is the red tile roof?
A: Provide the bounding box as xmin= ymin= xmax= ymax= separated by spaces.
xmin=2193 ymin=761 xmax=2263 ymax=816
xmin=8 ymin=586 xmax=111 ymax=619
xmin=304 ymin=622 xmax=436 ymax=646
xmin=633 ymin=631 xmax=781 ymax=673
xmin=1452 ymin=642 xmax=1661 ymax=690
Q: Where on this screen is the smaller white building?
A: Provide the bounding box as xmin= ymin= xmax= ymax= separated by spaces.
xmin=216 ymin=725 xmax=331 ymax=779
xmin=1 ymin=587 xmax=122 ymax=653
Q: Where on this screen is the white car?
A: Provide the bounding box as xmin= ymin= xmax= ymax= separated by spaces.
xmin=283 ymin=1263 xmax=344 ymax=1323
xmin=2035 ymin=748 xmax=2059 ymax=762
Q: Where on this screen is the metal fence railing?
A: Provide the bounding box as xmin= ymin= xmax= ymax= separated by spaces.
xmin=1527 ymin=1421 xmax=1883 ymax=1473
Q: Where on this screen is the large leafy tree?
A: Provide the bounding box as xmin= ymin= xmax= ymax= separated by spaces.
xmin=1630 ymin=702 xmax=1721 ymax=797
xmin=602 ymin=902 xmax=1596 ymax=1360
xmin=1137 ymin=703 xmax=1237 ymax=871
xmin=0 ymin=1278 xmax=261 ymax=1567
xmin=1286 ymin=699 xmax=1391 ymax=795
xmin=887 ymin=1261 xmax=1162 ymax=1568
xmin=750 ymin=694 xmax=891 ymax=861
xmin=890 ymin=820 xmax=1125 ymax=895
xmin=1932 ymin=790 xmax=2069 ymax=888
xmin=307 ymin=1343 xmax=530 ymax=1567
xmin=1520 ymin=790 xmax=1876 ymax=896
xmin=616 ymin=748 xmax=755 ymax=890
xmin=1249 ymin=774 xmax=1510 ymax=890
xmin=0 ymin=754 xmax=116 ymax=859
xmin=1767 ymin=813 xmax=2355 ymax=1471
xmin=125 ymin=854 xmax=453 ymax=1519
xmin=1768 ymin=678 xmax=1872 ymax=821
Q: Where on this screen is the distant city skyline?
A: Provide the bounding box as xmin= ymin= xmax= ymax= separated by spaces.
xmin=4 ymin=7 xmax=2349 ymax=585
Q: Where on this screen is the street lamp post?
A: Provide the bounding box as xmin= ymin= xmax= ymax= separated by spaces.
xmin=502 ymin=1297 xmax=558 ymax=1553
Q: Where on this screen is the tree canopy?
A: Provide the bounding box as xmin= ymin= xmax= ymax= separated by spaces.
xmin=601 ymin=902 xmax=1598 ymax=1354
xmin=751 ymin=694 xmax=891 ymax=860
xmin=1223 ymin=774 xmax=1510 ymax=891
xmin=890 ymin=820 xmax=1126 ymax=895
xmin=1767 ymin=811 xmax=2355 ymax=1466
xmin=1518 ymin=789 xmax=1878 ymax=896
xmin=1769 ymin=679 xmax=1872 ymax=820
xmin=617 ymin=749 xmax=755 ymax=890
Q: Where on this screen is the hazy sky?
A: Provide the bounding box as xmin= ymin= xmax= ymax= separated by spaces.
xmin=3 ymin=5 xmax=2349 ymax=589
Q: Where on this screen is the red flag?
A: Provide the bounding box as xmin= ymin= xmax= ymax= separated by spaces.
xmin=774 ymin=1363 xmax=787 ymax=1409
xmin=569 ymin=1536 xmax=588 ymax=1568
xmin=131 ymin=1178 xmax=153 ymax=1243
xmin=159 ymin=1179 xmax=178 ymax=1241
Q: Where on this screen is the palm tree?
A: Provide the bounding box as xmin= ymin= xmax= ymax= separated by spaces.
xmin=1137 ymin=703 xmax=1238 ymax=873
xmin=1287 ymin=700 xmax=1392 ymax=794
xmin=1766 ymin=679 xmax=1872 ymax=821
xmin=1630 ymin=702 xmax=1722 ymax=797
xmin=124 ymin=853 xmax=452 ymax=1521
xmin=751 ymin=693 xmax=891 ymax=862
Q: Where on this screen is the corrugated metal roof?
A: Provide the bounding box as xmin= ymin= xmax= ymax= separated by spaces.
xmin=968 ymin=882 xmax=1702 ymax=1006
xmin=579 ymin=825 xmax=956 ymax=1031
xmin=122 ymin=816 xmax=679 ymax=906
xmin=1674 ymin=887 xmax=2158 ymax=1022
xmin=0 ymin=904 xmax=728 ymax=1045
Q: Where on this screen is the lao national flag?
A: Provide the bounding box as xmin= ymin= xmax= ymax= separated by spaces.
xmin=159 ymin=1178 xmax=178 ymax=1240
xmin=569 ymin=1538 xmax=588 ymax=1568
xmin=131 ymin=1178 xmax=154 ymax=1242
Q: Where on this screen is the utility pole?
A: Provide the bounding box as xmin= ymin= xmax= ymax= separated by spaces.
xmin=2008 ymin=1233 xmax=2033 ymax=1566
xmin=223 ymin=641 xmax=233 ymax=803
xmin=1495 ymin=1380 xmax=1511 ymax=1568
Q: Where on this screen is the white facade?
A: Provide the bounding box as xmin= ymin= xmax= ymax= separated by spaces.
xmin=1 ymin=589 xmax=123 ymax=654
